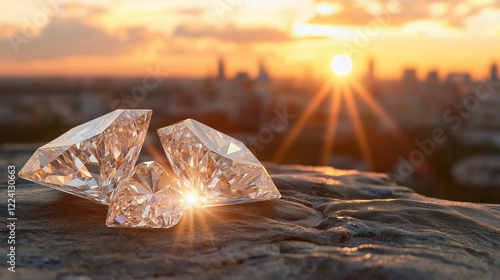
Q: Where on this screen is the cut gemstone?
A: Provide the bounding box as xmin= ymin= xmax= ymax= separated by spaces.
xmin=106 ymin=161 xmax=184 ymax=228
xmin=19 ymin=109 xmax=152 ymax=204
xmin=157 ymin=119 xmax=281 ymax=207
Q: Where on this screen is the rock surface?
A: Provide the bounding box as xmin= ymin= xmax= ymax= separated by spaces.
xmin=1 ymin=164 xmax=500 ymax=279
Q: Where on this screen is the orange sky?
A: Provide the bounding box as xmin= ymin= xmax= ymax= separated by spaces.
xmin=1 ymin=0 xmax=500 ymax=80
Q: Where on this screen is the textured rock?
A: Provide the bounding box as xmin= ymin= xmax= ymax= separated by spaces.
xmin=1 ymin=164 xmax=500 ymax=279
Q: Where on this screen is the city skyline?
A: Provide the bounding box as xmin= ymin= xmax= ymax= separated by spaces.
xmin=2 ymin=47 xmax=500 ymax=202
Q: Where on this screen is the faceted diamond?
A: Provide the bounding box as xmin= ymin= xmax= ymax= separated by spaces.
xmin=19 ymin=109 xmax=152 ymax=204
xmin=157 ymin=119 xmax=281 ymax=207
xmin=106 ymin=161 xmax=184 ymax=228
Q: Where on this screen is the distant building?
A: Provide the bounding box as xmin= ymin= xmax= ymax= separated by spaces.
xmin=402 ymin=68 xmax=419 ymax=85
xmin=364 ymin=58 xmax=380 ymax=99
xmin=446 ymin=72 xmax=471 ymax=85
xmin=254 ymin=60 xmax=272 ymax=127
xmin=422 ymin=70 xmax=455 ymax=127
xmin=426 ymin=71 xmax=439 ymax=85
xmin=209 ymin=58 xmax=274 ymax=126
xmin=256 ymin=60 xmax=270 ymax=83
xmin=397 ymin=68 xmax=423 ymax=127
xmin=457 ymin=64 xmax=500 ymax=151
xmin=490 ymin=63 xmax=498 ymax=82
xmin=217 ymin=57 xmax=225 ymax=80
xmin=234 ymin=72 xmax=250 ymax=81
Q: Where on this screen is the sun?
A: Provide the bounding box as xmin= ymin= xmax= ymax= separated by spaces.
xmin=331 ymin=54 xmax=352 ymax=75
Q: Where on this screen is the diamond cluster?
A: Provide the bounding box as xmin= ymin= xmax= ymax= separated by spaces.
xmin=20 ymin=111 xmax=281 ymax=228
xmin=106 ymin=161 xmax=185 ymax=228
xmin=158 ymin=119 xmax=281 ymax=207
xmin=19 ymin=110 xmax=152 ymax=204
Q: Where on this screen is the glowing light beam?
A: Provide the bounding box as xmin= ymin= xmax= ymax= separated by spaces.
xmin=273 ymin=79 xmax=335 ymax=162
xmin=351 ymin=80 xmax=407 ymax=144
xmin=343 ymin=83 xmax=373 ymax=170
xmin=321 ymin=82 xmax=343 ymax=165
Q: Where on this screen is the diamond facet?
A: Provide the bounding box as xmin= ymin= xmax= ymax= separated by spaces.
xmin=106 ymin=161 xmax=184 ymax=228
xmin=19 ymin=109 xmax=152 ymax=204
xmin=157 ymin=119 xmax=281 ymax=207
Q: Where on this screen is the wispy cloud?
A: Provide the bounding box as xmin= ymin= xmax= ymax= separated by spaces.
xmin=172 ymin=25 xmax=292 ymax=43
xmin=0 ymin=18 xmax=156 ymax=60
xmin=308 ymin=0 xmax=500 ymax=29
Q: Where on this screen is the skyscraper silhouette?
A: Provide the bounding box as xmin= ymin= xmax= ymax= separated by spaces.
xmin=490 ymin=63 xmax=498 ymax=82
xmin=218 ymin=57 xmax=225 ymax=80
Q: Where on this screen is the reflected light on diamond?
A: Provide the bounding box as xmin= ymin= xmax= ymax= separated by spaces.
xmin=183 ymin=192 xmax=200 ymax=207
xmin=157 ymin=119 xmax=281 ymax=207
xmin=19 ymin=109 xmax=152 ymax=204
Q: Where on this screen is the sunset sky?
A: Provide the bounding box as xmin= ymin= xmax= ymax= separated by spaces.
xmin=1 ymin=0 xmax=500 ymax=80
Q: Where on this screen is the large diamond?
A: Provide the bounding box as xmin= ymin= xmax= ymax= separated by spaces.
xmin=106 ymin=161 xmax=184 ymax=228
xmin=157 ymin=119 xmax=281 ymax=207
xmin=19 ymin=109 xmax=152 ymax=204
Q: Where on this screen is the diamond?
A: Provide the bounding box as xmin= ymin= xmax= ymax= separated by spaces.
xmin=106 ymin=161 xmax=184 ymax=228
xmin=19 ymin=109 xmax=152 ymax=204
xmin=157 ymin=119 xmax=281 ymax=207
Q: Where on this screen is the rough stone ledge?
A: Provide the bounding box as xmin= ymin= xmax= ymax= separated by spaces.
xmin=1 ymin=164 xmax=499 ymax=280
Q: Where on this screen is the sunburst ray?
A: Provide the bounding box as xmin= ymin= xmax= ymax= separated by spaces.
xmin=343 ymin=83 xmax=373 ymax=170
xmin=273 ymin=79 xmax=335 ymax=162
xmin=321 ymin=82 xmax=343 ymax=165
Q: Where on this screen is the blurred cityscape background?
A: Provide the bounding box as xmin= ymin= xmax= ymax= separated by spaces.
xmin=1 ymin=0 xmax=500 ymax=203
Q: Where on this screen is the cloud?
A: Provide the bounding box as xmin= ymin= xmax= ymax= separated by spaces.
xmin=172 ymin=25 xmax=292 ymax=43
xmin=61 ymin=2 xmax=109 ymax=17
xmin=0 ymin=18 xmax=155 ymax=60
xmin=308 ymin=1 xmax=429 ymax=27
xmin=308 ymin=0 xmax=500 ymax=29
xmin=172 ymin=8 xmax=205 ymax=16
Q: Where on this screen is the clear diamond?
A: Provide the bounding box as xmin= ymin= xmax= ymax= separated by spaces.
xmin=19 ymin=109 xmax=152 ymax=204
xmin=106 ymin=161 xmax=184 ymax=228
xmin=157 ymin=119 xmax=281 ymax=207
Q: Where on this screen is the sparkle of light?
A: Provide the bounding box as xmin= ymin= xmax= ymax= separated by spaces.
xmin=331 ymin=54 xmax=352 ymax=75
xmin=183 ymin=192 xmax=199 ymax=207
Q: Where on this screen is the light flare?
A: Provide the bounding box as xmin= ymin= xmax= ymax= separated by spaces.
xmin=273 ymin=79 xmax=334 ymax=162
xmin=274 ymin=58 xmax=407 ymax=172
xmin=351 ymin=80 xmax=407 ymax=144
xmin=331 ymin=55 xmax=352 ymax=75
xmin=183 ymin=192 xmax=200 ymax=207
xmin=343 ymin=83 xmax=373 ymax=170
xmin=321 ymin=82 xmax=342 ymax=165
